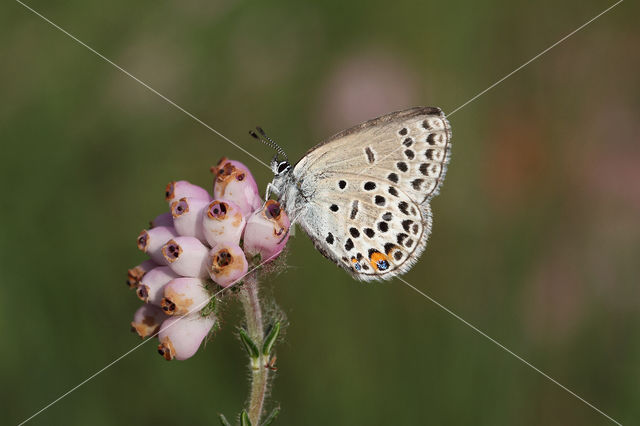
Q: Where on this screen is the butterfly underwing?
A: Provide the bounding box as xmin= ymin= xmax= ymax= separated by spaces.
xmin=268 ymin=106 xmax=452 ymax=281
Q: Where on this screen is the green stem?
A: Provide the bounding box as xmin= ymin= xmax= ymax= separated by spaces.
xmin=239 ymin=274 xmax=269 ymax=425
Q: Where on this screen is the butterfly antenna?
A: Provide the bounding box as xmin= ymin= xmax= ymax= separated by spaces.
xmin=255 ymin=127 xmax=289 ymax=163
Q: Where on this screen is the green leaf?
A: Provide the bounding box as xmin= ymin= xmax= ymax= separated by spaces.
xmin=239 ymin=328 xmax=260 ymax=359
xmin=240 ymin=410 xmax=252 ymax=426
xmin=262 ymin=321 xmax=281 ymax=356
xmin=261 ymin=406 xmax=280 ymax=426
xmin=218 ymin=413 xmax=232 ymax=426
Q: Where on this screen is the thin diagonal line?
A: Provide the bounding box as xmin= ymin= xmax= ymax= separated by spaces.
xmin=356 ymin=0 xmax=623 ymax=179
xmin=15 ymin=0 xmax=270 ymax=170
xmin=14 ymin=1 xmax=625 ymax=425
xmin=17 ymin=253 xmax=278 ymax=426
xmin=397 ymin=277 xmax=622 ymax=425
xmin=447 ymin=0 xmax=624 ymax=117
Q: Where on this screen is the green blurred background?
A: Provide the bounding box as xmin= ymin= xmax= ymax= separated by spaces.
xmin=2 ymin=0 xmax=639 ymax=424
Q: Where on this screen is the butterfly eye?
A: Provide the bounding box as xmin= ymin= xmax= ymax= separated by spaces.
xmin=277 ymin=162 xmax=289 ymax=174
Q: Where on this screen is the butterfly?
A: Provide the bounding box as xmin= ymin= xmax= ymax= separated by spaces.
xmin=262 ymin=106 xmax=451 ymax=281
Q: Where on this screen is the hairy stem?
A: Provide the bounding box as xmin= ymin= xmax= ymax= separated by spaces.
xmin=239 ymin=274 xmax=268 ymax=425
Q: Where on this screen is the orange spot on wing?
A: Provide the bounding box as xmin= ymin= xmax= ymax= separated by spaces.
xmin=369 ymin=251 xmax=389 ymax=271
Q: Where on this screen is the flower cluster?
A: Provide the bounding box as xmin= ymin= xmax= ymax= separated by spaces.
xmin=127 ymin=158 xmax=290 ymax=361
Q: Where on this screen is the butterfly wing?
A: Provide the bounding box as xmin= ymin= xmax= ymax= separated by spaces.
xmin=289 ymin=107 xmax=451 ymax=280
xmin=294 ymin=106 xmax=451 ymax=204
xmin=295 ymin=173 xmax=432 ymax=281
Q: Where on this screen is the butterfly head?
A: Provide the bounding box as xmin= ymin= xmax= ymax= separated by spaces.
xmin=271 ymin=155 xmax=291 ymax=177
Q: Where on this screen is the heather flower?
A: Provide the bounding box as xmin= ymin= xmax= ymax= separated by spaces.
xmin=161 ymin=277 xmax=211 ymax=316
xmin=127 ymin=259 xmax=157 ymax=288
xmin=136 ymin=266 xmax=178 ymax=305
xmin=211 ymin=158 xmax=261 ymax=216
xmin=137 ymin=226 xmax=177 ymax=265
xmin=157 ymin=314 xmax=216 ymax=361
xmin=208 ymin=242 xmax=249 ymax=287
xmin=244 ymin=200 xmax=290 ymax=261
xmin=202 ymin=199 xmax=246 ymax=247
xmin=170 ymin=197 xmax=209 ymax=242
xmin=131 ymin=304 xmax=167 ymax=338
xmin=165 ymin=180 xmax=211 ymax=204
xmin=126 ymin=157 xmax=288 ymax=424
xmin=161 ymin=237 xmax=210 ymax=278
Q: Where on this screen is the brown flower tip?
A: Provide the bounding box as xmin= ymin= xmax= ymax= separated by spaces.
xmin=130 ymin=317 xmax=160 ymax=339
xmin=127 ymin=266 xmax=145 ymax=288
xmin=171 ymin=198 xmax=190 ymax=218
xmin=136 ymin=285 xmax=150 ymax=302
xmin=160 ymin=298 xmax=177 ymax=315
xmin=264 ymin=200 xmax=282 ymax=220
xmin=137 ymin=230 xmax=149 ymax=251
xmin=161 ymin=239 xmax=182 ymax=263
xmin=210 ymin=156 xmax=228 ymax=173
xmin=210 ymin=248 xmax=233 ymax=274
xmin=158 ymin=338 xmax=175 ymax=361
xmin=262 ymin=200 xmax=287 ymax=236
xmin=207 ymin=201 xmax=228 ymax=220
xmin=165 ymin=181 xmax=176 ymax=201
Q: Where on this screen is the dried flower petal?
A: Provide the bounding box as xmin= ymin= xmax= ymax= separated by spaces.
xmin=136 ymin=266 xmax=179 ymax=305
xmin=150 ymin=212 xmax=173 ymax=228
xmin=161 ymin=277 xmax=211 ymax=316
xmin=208 ymin=243 xmax=248 ymax=287
xmin=165 ymin=180 xmax=211 ymax=204
xmin=202 ymin=199 xmax=246 ymax=247
xmin=211 ymin=158 xmax=261 ymax=216
xmin=243 ymin=200 xmax=290 ymax=261
xmin=171 ymin=197 xmax=210 ymax=242
xmin=127 ymin=259 xmax=157 ymax=288
xmin=157 ymin=314 xmax=216 ymax=361
xmin=161 ymin=237 xmax=210 ymax=278
xmin=131 ymin=304 xmax=167 ymax=338
xmin=137 ymin=226 xmax=177 ymax=265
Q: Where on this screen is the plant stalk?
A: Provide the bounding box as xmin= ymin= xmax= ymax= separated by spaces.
xmin=239 ymin=274 xmax=268 ymax=425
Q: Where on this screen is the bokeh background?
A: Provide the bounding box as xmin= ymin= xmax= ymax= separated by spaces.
xmin=2 ymin=0 xmax=639 ymax=424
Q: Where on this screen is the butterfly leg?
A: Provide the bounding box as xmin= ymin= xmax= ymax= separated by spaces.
xmin=265 ymin=182 xmax=276 ymax=200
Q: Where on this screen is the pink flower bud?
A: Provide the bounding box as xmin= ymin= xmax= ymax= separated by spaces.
xmin=131 ymin=304 xmax=167 ymax=338
xmin=202 ymin=200 xmax=246 ymax=247
xmin=161 ymin=277 xmax=211 ymax=316
xmin=161 ymin=237 xmax=210 ymax=278
xmin=136 ymin=266 xmax=178 ymax=305
xmin=243 ymin=200 xmax=290 ymax=261
xmin=150 ymin=212 xmax=173 ymax=228
xmin=170 ymin=197 xmax=210 ymax=242
xmin=157 ymin=314 xmax=216 ymax=361
xmin=165 ymin=180 xmax=211 ymax=204
xmin=137 ymin=226 xmax=177 ymax=265
xmin=211 ymin=158 xmax=261 ymax=216
xmin=127 ymin=259 xmax=157 ymax=288
xmin=208 ymin=243 xmax=248 ymax=287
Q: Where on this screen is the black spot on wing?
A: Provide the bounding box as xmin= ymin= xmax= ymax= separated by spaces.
xmin=365 ymin=147 xmax=375 ymax=164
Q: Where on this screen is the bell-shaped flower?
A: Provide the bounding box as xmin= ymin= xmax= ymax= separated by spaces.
xmin=157 ymin=314 xmax=216 ymax=361
xmin=136 ymin=266 xmax=178 ymax=305
xmin=211 ymin=158 xmax=261 ymax=216
xmin=131 ymin=304 xmax=167 ymax=338
xmin=165 ymin=180 xmax=211 ymax=204
xmin=171 ymin=197 xmax=209 ymax=242
xmin=208 ymin=243 xmax=248 ymax=287
xmin=161 ymin=277 xmax=211 ymax=316
xmin=127 ymin=259 xmax=157 ymax=289
xmin=137 ymin=226 xmax=177 ymax=265
xmin=161 ymin=237 xmax=210 ymax=278
xmin=243 ymin=200 xmax=290 ymax=261
xmin=202 ymin=200 xmax=246 ymax=247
